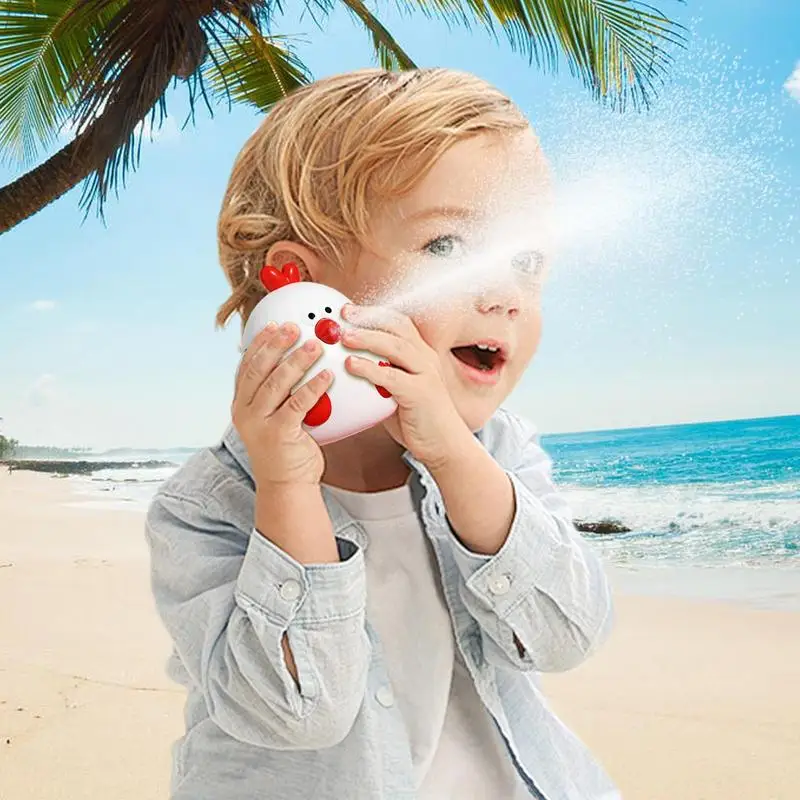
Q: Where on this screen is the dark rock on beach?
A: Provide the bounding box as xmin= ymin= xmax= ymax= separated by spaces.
xmin=574 ymin=519 xmax=631 ymax=534
xmin=4 ymin=459 xmax=176 ymax=476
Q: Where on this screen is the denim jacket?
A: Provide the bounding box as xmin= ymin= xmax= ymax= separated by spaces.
xmin=145 ymin=408 xmax=620 ymax=800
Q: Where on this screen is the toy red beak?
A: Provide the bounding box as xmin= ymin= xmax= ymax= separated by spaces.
xmin=315 ymin=318 xmax=341 ymax=345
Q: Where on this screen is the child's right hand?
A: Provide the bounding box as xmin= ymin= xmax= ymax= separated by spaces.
xmin=232 ymin=323 xmax=333 ymax=487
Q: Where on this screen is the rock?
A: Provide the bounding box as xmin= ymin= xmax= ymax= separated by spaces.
xmin=574 ymin=519 xmax=631 ymax=534
xmin=4 ymin=459 xmax=176 ymax=476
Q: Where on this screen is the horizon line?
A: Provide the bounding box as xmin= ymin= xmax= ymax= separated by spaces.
xmin=8 ymin=411 xmax=798 ymax=452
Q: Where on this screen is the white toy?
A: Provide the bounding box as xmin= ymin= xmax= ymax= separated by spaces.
xmin=241 ymin=262 xmax=397 ymax=445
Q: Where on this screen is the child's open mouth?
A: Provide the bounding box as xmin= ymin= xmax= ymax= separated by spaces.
xmin=450 ymin=341 xmax=508 ymax=385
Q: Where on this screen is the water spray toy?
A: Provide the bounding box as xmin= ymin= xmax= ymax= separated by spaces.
xmin=241 ymin=263 xmax=397 ymax=445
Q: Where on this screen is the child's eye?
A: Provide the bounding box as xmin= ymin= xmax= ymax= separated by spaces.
xmin=511 ymin=250 xmax=544 ymax=278
xmin=423 ymin=234 xmax=466 ymax=259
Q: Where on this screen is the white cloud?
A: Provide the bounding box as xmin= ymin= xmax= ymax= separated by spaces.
xmin=30 ymin=299 xmax=56 ymax=312
xmin=28 ymin=374 xmax=57 ymax=408
xmin=785 ymin=62 xmax=800 ymax=102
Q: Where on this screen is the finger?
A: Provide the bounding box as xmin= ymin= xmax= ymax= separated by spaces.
xmin=341 ymin=304 xmax=418 ymax=338
xmin=346 ymin=355 xmax=407 ymax=397
xmin=250 ymin=338 xmax=325 ymax=416
xmin=241 ymin=320 xmax=279 ymax=356
xmin=340 ymin=327 xmax=421 ymax=373
xmin=274 ymin=369 xmax=334 ymax=426
xmin=233 ymin=323 xmax=279 ymax=408
xmin=233 ymin=323 xmax=298 ymax=409
xmin=234 ymin=323 xmax=296 ymax=409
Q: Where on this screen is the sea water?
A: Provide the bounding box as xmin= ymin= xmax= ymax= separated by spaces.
xmin=66 ymin=415 xmax=799 ymax=568
xmin=546 ymin=415 xmax=800 ymax=570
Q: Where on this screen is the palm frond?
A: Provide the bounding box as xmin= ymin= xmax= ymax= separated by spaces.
xmin=0 ymin=0 xmax=121 ymax=164
xmin=200 ymin=10 xmax=310 ymax=112
xmin=221 ymin=0 xmax=282 ymax=31
xmin=340 ymin=0 xmax=416 ymax=71
xmin=63 ymin=0 xmax=204 ymax=213
xmin=394 ymin=0 xmax=685 ymax=108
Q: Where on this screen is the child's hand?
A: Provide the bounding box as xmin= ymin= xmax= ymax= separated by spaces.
xmin=232 ymin=323 xmax=333 ymax=487
xmin=341 ymin=305 xmax=472 ymax=470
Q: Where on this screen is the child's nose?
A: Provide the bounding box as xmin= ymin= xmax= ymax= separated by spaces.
xmin=315 ymin=318 xmax=341 ymax=344
xmin=474 ymin=286 xmax=522 ymax=319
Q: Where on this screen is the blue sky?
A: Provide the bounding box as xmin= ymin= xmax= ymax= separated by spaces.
xmin=0 ymin=1 xmax=798 ymax=449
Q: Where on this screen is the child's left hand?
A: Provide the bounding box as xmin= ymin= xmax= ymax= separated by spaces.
xmin=341 ymin=304 xmax=472 ymax=470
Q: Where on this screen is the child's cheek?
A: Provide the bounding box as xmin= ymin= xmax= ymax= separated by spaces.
xmin=410 ymin=309 xmax=453 ymax=348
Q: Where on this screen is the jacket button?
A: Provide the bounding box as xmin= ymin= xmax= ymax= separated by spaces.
xmin=488 ymin=574 xmax=511 ymax=596
xmin=279 ymin=580 xmax=302 ymax=601
xmin=376 ymin=686 xmax=395 ymax=708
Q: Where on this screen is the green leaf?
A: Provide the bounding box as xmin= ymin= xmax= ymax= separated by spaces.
xmin=201 ymin=20 xmax=310 ymax=112
xmin=201 ymin=34 xmax=310 ymax=112
xmin=340 ymin=0 xmax=416 ymax=71
xmin=393 ymin=0 xmax=685 ymax=108
xmin=0 ymin=0 xmax=120 ymax=164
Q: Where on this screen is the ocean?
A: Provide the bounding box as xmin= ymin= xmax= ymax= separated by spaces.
xmin=543 ymin=414 xmax=799 ymax=570
xmin=65 ymin=414 xmax=800 ymax=605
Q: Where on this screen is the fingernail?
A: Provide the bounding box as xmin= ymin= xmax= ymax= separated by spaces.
xmin=265 ymin=322 xmax=278 ymax=333
xmin=303 ymin=339 xmax=317 ymax=352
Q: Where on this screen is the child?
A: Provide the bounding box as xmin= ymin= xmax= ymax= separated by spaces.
xmin=146 ymin=67 xmax=620 ymax=800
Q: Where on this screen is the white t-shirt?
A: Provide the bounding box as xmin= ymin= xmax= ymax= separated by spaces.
xmin=324 ymin=481 xmax=529 ymax=799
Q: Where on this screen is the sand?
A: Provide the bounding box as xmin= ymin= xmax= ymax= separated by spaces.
xmin=1 ymin=470 xmax=799 ymax=800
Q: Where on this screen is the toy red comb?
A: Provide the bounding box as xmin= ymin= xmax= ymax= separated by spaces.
xmin=259 ymin=262 xmax=301 ymax=292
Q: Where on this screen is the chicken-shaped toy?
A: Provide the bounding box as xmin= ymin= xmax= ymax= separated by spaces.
xmin=241 ymin=263 xmax=397 ymax=445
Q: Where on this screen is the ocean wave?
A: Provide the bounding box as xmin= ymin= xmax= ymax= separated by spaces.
xmin=66 ymin=466 xmax=179 ymax=510
xmin=61 ymin=459 xmax=800 ymax=569
xmin=562 ymin=479 xmax=800 ymax=567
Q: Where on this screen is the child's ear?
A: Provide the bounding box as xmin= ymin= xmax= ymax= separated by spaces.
xmin=264 ymin=241 xmax=323 ymax=283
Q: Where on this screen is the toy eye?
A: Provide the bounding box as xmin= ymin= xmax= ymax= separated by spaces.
xmin=308 ymin=312 xmax=316 ymax=320
xmin=324 ymin=306 xmax=332 ymax=314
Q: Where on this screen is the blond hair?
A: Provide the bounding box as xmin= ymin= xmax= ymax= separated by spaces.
xmin=216 ymin=67 xmax=530 ymax=327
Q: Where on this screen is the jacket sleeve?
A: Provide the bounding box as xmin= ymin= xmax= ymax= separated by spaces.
xmin=145 ymin=482 xmax=371 ymax=750
xmin=445 ymin=412 xmax=614 ymax=673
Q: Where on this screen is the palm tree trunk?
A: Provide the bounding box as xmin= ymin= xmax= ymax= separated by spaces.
xmin=0 ymin=58 xmax=176 ymax=235
xmin=0 ymin=125 xmax=103 ymax=234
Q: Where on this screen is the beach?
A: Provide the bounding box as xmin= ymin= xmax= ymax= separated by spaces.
xmin=1 ymin=470 xmax=799 ymax=800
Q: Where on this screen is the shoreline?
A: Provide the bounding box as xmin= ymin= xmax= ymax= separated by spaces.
xmin=4 ymin=460 xmax=633 ymax=535
xmin=1 ymin=470 xmax=799 ymax=799
xmin=3 ymin=458 xmax=177 ymax=475
xmin=12 ymin=468 xmax=800 ymax=611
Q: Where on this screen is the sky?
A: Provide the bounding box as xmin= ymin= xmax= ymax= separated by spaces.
xmin=0 ymin=0 xmax=798 ymax=449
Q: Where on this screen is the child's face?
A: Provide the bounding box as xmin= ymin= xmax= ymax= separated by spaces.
xmin=316 ymin=130 xmax=549 ymax=432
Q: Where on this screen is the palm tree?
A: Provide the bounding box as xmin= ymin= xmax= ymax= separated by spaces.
xmin=0 ymin=434 xmax=19 ymax=460
xmin=0 ymin=0 xmax=682 ymax=234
